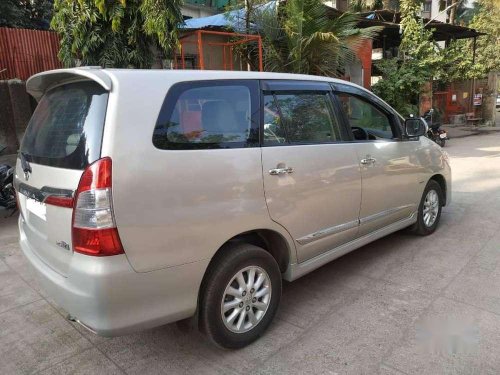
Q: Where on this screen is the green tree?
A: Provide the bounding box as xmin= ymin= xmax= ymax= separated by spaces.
xmin=468 ymin=0 xmax=500 ymax=76
xmin=0 ymin=0 xmax=53 ymax=30
xmin=373 ymin=0 xmax=442 ymax=116
xmin=455 ymin=0 xmax=480 ymax=25
xmin=372 ymin=59 xmax=424 ymax=116
xmin=51 ymin=0 xmax=183 ymax=68
xmin=349 ymin=0 xmax=384 ymax=12
xmin=437 ymin=0 xmax=499 ymax=82
xmin=223 ymin=0 xmax=270 ymax=70
xmin=399 ymin=0 xmax=440 ymax=67
xmin=261 ymin=0 xmax=381 ymax=76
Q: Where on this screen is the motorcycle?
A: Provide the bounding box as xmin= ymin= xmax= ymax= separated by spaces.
xmin=423 ymin=109 xmax=448 ymax=147
xmin=0 ymin=145 xmax=17 ymax=216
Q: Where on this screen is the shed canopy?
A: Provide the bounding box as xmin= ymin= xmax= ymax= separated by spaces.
xmin=358 ymin=9 xmax=485 ymax=48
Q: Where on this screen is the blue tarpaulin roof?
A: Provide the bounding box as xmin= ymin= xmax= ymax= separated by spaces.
xmin=182 ymin=12 xmax=236 ymax=30
xmin=181 ymin=1 xmax=276 ymax=31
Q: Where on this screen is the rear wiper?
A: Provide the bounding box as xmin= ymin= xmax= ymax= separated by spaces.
xmin=19 ymin=151 xmax=32 ymax=174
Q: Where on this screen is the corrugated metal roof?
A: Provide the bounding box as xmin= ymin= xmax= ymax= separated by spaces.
xmin=181 ymin=1 xmax=276 ymax=31
xmin=0 ymin=27 xmax=62 ymax=81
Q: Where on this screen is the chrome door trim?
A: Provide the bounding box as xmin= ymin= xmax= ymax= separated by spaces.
xmin=359 ymin=204 xmax=415 ymax=225
xmin=296 ymin=219 xmax=359 ymax=245
xmin=296 ymin=205 xmax=415 ymax=246
xmin=285 ymin=213 xmax=417 ymax=282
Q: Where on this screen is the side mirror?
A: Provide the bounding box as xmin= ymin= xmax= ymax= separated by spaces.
xmin=404 ymin=118 xmax=427 ymax=137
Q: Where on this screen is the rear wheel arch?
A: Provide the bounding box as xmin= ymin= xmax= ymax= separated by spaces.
xmin=204 ymin=229 xmax=291 ymax=277
xmin=196 ymin=229 xmax=290 ymax=320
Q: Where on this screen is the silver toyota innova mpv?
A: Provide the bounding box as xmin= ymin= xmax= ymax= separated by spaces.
xmin=16 ymin=68 xmax=451 ymax=348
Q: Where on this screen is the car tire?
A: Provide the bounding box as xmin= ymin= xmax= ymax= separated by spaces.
xmin=409 ymin=180 xmax=443 ymax=236
xmin=199 ymin=243 xmax=282 ymax=349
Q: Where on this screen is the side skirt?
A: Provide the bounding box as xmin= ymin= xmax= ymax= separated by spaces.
xmin=283 ymin=213 xmax=417 ymax=282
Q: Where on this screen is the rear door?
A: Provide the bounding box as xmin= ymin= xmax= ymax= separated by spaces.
xmin=260 ymin=80 xmax=362 ymax=263
xmin=16 ymin=80 xmax=108 ymax=276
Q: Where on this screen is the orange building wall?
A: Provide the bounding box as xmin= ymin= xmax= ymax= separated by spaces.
xmin=356 ymin=39 xmax=372 ymax=89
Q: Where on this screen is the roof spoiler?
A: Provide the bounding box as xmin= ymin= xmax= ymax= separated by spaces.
xmin=26 ymin=67 xmax=112 ymax=101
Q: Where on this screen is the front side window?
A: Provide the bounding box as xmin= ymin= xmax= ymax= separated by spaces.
xmin=263 ymin=92 xmax=341 ymax=145
xmin=336 ymin=93 xmax=395 ymax=140
xmin=153 ymin=81 xmax=259 ymax=149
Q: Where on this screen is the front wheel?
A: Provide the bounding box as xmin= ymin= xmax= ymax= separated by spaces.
xmin=409 ymin=180 xmax=443 ymax=235
xmin=199 ymin=243 xmax=282 ymax=349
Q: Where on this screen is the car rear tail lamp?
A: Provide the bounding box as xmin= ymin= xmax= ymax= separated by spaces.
xmin=72 ymin=157 xmax=124 ymax=256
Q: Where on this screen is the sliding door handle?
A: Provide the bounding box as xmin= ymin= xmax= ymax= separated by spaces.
xmin=269 ymin=167 xmax=294 ymax=175
xmin=360 ymin=157 xmax=376 ymax=165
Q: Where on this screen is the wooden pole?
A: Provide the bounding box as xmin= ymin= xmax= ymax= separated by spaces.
xmin=470 ymin=36 xmax=477 ymax=112
xmin=197 ymin=31 xmax=205 ymax=70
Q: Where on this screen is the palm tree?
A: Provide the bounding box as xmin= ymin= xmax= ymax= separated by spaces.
xmin=259 ymin=0 xmax=381 ymax=77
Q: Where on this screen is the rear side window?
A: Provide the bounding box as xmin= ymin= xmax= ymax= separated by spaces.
xmin=21 ymin=81 xmax=108 ymax=169
xmin=263 ymin=92 xmax=341 ymax=145
xmin=153 ymin=80 xmax=259 ymax=149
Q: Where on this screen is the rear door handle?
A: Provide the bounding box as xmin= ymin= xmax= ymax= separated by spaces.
xmin=269 ymin=167 xmax=294 ymax=175
xmin=360 ymin=157 xmax=376 ymax=165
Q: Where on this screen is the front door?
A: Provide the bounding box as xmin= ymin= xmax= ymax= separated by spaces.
xmin=334 ymin=88 xmax=422 ymax=236
xmin=261 ymin=81 xmax=362 ymax=263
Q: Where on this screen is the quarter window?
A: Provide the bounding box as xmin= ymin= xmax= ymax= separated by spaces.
xmin=336 ymin=93 xmax=395 ymax=140
xmin=263 ymin=92 xmax=341 ymax=145
xmin=153 ymin=81 xmax=259 ymax=149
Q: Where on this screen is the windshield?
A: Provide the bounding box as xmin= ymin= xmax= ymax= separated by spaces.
xmin=21 ymin=81 xmax=108 ymax=170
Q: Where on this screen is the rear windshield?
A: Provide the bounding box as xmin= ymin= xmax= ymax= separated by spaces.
xmin=21 ymin=81 xmax=108 ymax=169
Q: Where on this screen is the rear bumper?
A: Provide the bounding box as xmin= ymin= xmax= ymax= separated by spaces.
xmin=19 ymin=217 xmax=209 ymax=336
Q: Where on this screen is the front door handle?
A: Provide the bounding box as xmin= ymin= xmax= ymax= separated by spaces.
xmin=269 ymin=167 xmax=294 ymax=175
xmin=360 ymin=157 xmax=376 ymax=165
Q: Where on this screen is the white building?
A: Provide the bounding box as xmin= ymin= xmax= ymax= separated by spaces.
xmin=422 ymin=0 xmax=447 ymax=22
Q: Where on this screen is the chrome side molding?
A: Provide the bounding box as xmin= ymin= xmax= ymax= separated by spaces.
xmin=359 ymin=205 xmax=415 ymax=225
xmin=285 ymin=213 xmax=417 ymax=281
xmin=296 ymin=205 xmax=415 ymax=246
xmin=296 ymin=220 xmax=359 ymax=245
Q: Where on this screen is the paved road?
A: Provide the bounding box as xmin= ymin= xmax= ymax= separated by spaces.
xmin=1 ymin=133 xmax=500 ymax=374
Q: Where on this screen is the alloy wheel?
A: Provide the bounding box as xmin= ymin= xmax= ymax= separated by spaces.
xmin=221 ymin=266 xmax=272 ymax=333
xmin=423 ymin=189 xmax=439 ymax=227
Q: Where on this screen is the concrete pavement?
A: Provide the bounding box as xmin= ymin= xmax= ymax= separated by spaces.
xmin=442 ymin=124 xmax=500 ymax=139
xmin=1 ymin=133 xmax=500 ymax=374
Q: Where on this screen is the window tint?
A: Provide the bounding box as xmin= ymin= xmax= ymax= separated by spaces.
xmin=263 ymin=94 xmax=287 ymax=144
xmin=153 ymin=82 xmax=259 ymax=149
xmin=336 ymin=93 xmax=394 ymax=140
xmin=21 ymin=82 xmax=108 ymax=169
xmin=263 ymin=92 xmax=341 ymax=145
